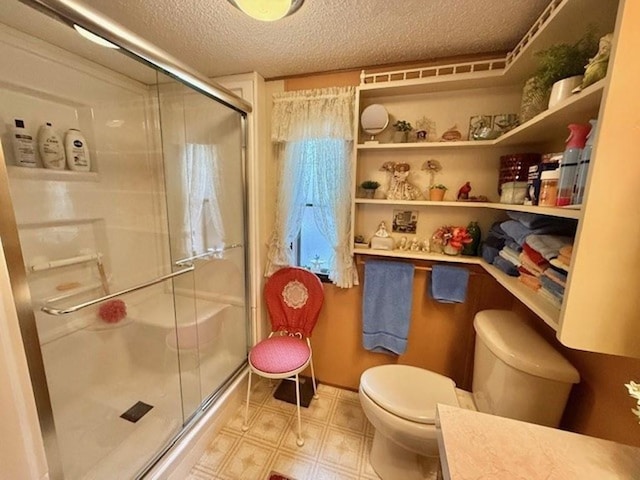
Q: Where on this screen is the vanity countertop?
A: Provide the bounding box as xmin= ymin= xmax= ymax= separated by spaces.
xmin=436 ymin=404 xmax=640 ymax=479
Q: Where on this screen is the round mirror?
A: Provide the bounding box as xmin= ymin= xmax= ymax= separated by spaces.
xmin=361 ymin=104 xmax=389 ymax=142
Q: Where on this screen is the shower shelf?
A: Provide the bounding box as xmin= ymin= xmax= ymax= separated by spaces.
xmin=30 ymin=253 xmax=103 ymax=272
xmin=7 ymin=166 xmax=99 ymax=182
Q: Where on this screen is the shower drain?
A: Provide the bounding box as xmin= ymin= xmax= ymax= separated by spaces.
xmin=120 ymin=401 xmax=154 ymax=423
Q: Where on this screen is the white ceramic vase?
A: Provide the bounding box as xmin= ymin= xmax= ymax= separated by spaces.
xmin=548 ymin=75 xmax=583 ymax=109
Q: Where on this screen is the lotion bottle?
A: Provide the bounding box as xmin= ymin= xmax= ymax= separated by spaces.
xmin=38 ymin=122 xmax=66 ymax=170
xmin=11 ymin=119 xmax=37 ymax=167
xmin=64 ymin=129 xmax=91 ymax=172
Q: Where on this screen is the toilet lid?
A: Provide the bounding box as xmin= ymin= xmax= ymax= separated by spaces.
xmin=360 ymin=365 xmax=458 ymax=424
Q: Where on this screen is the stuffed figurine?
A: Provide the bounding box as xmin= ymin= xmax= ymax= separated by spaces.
xmin=457 ymin=181 xmax=472 ymax=200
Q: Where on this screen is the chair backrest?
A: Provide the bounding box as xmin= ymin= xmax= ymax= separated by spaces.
xmin=264 ymin=267 xmax=324 ymax=337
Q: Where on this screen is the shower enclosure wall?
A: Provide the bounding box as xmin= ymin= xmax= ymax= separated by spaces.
xmin=0 ymin=1 xmax=253 ymax=478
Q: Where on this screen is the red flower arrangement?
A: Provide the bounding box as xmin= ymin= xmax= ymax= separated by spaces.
xmin=431 ymin=225 xmax=473 ymax=254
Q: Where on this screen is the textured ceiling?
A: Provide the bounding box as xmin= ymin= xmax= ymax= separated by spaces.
xmin=1 ymin=0 xmax=550 ymax=83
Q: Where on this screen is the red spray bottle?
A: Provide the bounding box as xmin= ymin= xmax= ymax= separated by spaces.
xmin=556 ymin=123 xmax=592 ymax=206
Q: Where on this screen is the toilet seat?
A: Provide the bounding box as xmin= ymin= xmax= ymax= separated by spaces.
xmin=360 ymin=365 xmax=458 ymax=424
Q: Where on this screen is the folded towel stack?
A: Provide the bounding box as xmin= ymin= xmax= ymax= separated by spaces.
xmin=485 ymin=215 xmax=576 ymax=305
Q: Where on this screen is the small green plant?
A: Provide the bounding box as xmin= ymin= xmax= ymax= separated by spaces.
xmin=392 ymin=120 xmax=413 ymax=132
xmin=430 ymin=184 xmax=447 ymax=190
xmin=360 ymin=180 xmax=380 ymax=190
xmin=534 ymin=29 xmax=599 ymax=90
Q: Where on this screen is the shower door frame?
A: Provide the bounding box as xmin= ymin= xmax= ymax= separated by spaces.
xmin=2 ymin=1 xmax=254 ymax=478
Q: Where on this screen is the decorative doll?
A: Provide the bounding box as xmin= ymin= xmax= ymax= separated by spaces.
xmin=386 ymin=162 xmax=423 ymax=200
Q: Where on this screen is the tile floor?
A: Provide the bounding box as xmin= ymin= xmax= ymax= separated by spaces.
xmin=188 ymin=378 xmax=381 ymax=480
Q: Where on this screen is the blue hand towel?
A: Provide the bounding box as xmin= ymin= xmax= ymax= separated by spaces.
xmin=363 ymin=261 xmax=414 ymax=355
xmin=429 ymin=265 xmax=470 ymax=304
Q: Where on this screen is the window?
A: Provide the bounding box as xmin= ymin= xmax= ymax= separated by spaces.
xmin=266 ymin=87 xmax=358 ymax=288
xmin=296 ymin=204 xmax=333 ymax=277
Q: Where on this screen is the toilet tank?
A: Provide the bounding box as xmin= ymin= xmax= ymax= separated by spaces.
xmin=472 ymin=310 xmax=580 ymax=428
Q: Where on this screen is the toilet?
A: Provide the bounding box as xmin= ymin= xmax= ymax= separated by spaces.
xmin=359 ymin=310 xmax=580 ymax=480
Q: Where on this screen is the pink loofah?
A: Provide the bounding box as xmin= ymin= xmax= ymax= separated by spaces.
xmin=98 ymin=299 xmax=127 ymax=323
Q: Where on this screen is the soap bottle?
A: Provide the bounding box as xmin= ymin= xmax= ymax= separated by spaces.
xmin=11 ymin=119 xmax=37 ymax=167
xmin=571 ymin=119 xmax=598 ymax=205
xmin=556 ymin=123 xmax=591 ymax=206
xmin=64 ymin=129 xmax=91 ymax=172
xmin=38 ymin=122 xmax=66 ymax=170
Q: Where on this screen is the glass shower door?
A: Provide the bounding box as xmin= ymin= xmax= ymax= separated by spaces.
xmin=157 ymin=74 xmax=249 ymax=419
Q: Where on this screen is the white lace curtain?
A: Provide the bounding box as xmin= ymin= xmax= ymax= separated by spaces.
xmin=178 ymin=143 xmax=225 ymax=257
xmin=265 ymin=87 xmax=358 ymax=288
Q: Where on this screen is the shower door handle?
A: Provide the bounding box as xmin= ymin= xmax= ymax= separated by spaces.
xmin=175 ymin=243 xmax=243 ymax=266
xmin=40 ymin=266 xmax=195 ymax=316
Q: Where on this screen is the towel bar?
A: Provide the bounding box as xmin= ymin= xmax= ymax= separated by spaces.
xmin=357 ymin=260 xmax=483 ymax=275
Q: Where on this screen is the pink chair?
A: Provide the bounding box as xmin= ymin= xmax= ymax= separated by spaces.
xmin=242 ymin=267 xmax=324 ymax=446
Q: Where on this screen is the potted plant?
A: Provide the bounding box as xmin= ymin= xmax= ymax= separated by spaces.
xmin=521 ymin=30 xmax=598 ymax=121
xmin=428 ymin=184 xmax=447 ymax=201
xmin=360 ymin=180 xmax=380 ymax=198
xmin=392 ymin=120 xmax=413 ymax=143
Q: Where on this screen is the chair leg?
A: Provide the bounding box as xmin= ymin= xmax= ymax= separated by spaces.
xmin=309 ymin=355 xmax=319 ymax=400
xmin=242 ymin=370 xmax=252 ymax=432
xmin=294 ymin=373 xmax=304 ymax=447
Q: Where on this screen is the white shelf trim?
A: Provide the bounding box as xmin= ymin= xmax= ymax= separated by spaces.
xmin=354 ymin=199 xmax=581 ymax=220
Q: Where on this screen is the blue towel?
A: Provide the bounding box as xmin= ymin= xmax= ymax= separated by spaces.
xmin=507 ymin=211 xmax=570 ymax=230
xmin=540 ymin=275 xmax=565 ymax=297
xmin=502 ymin=220 xmax=576 ymax=246
xmin=493 ymin=256 xmax=520 ymax=277
xmin=505 ymin=239 xmax=522 ymax=253
xmin=363 ymin=261 xmax=414 ymax=355
xmin=429 ymin=265 xmax=470 ymax=304
xmin=481 ymin=244 xmax=500 ymax=264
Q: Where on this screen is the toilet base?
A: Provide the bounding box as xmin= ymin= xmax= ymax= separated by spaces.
xmin=370 ymin=430 xmax=441 ymax=480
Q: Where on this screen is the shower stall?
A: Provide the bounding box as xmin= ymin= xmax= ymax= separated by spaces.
xmin=0 ymin=1 xmax=253 ymax=478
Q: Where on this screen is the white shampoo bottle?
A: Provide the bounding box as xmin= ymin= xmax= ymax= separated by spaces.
xmin=11 ymin=119 xmax=37 ymax=167
xmin=38 ymin=122 xmax=66 ymax=170
xmin=64 ymin=129 xmax=91 ymax=172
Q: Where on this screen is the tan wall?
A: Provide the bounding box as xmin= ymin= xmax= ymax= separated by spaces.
xmin=269 ymin=68 xmax=640 ymax=449
xmin=309 ymin=260 xmax=512 ymax=391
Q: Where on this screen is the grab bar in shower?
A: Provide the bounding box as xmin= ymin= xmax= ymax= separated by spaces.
xmin=40 ymin=265 xmax=195 ymax=316
xmin=30 ymin=253 xmax=103 ymax=272
xmin=175 ymin=243 xmax=243 ymax=266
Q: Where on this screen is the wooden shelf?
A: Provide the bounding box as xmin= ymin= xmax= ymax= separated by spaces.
xmin=357 ymin=79 xmax=605 ymax=152
xmin=496 ymin=80 xmax=605 ymax=146
xmin=481 ymin=260 xmax=561 ymax=331
xmin=354 ymin=199 xmax=581 ymax=220
xmin=354 ymin=248 xmax=483 ymax=265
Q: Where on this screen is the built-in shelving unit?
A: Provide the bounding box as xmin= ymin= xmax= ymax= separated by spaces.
xmin=351 ymin=0 xmax=621 ymax=335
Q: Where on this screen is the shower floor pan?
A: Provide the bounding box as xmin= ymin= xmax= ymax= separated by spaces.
xmin=40 ymin=293 xmax=244 ymax=480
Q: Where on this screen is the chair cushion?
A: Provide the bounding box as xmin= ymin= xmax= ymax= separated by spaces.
xmin=249 ymin=336 xmax=311 ymax=374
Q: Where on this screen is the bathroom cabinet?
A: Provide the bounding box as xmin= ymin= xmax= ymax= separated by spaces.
xmin=351 ymin=0 xmax=640 ymax=358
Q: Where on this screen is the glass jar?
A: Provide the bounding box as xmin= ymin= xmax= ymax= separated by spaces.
xmin=539 ymin=169 xmax=560 ymax=206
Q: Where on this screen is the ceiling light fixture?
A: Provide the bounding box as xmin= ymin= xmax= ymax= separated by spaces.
xmin=227 ymin=0 xmax=304 ymax=21
xmin=73 ymin=25 xmax=120 ymax=49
